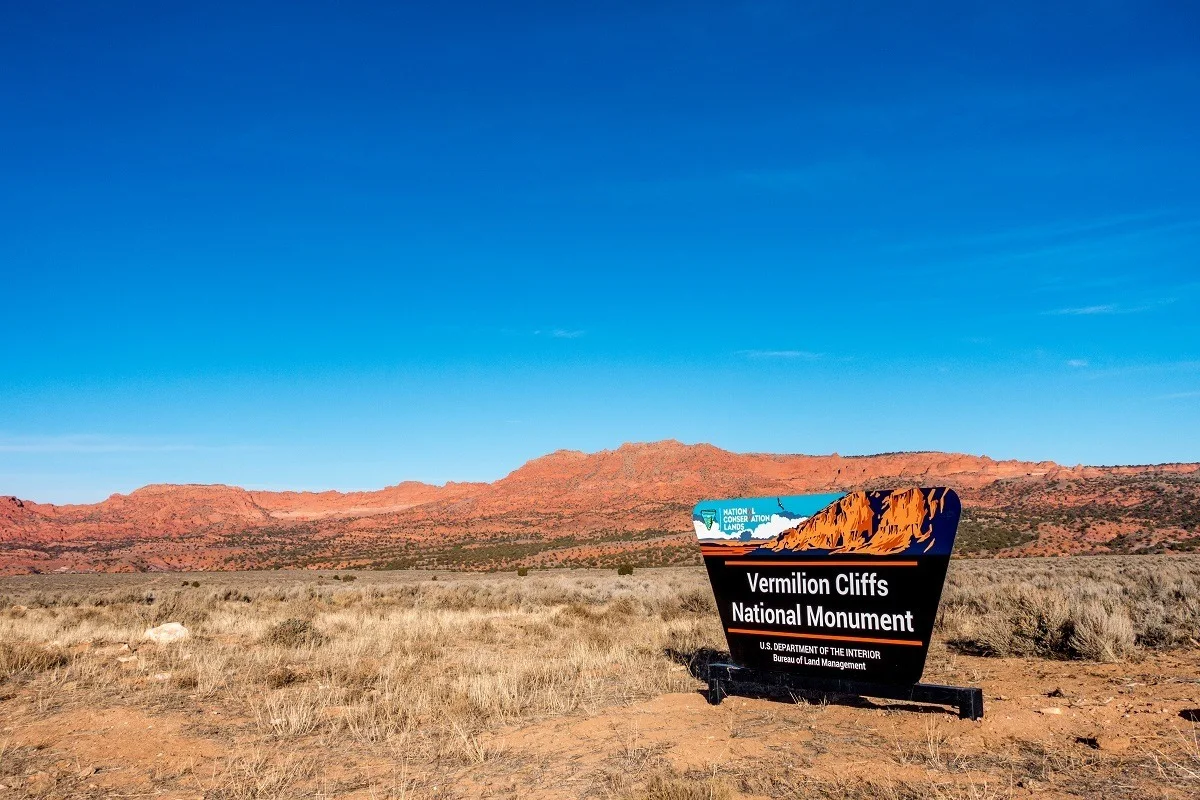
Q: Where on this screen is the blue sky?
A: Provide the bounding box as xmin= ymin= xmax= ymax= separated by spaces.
xmin=2 ymin=1 xmax=1198 ymax=503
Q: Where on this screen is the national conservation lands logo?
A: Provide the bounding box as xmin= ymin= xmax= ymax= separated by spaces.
xmin=694 ymin=488 xmax=961 ymax=685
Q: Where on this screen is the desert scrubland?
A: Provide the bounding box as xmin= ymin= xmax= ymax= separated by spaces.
xmin=2 ymin=558 xmax=1199 ymax=799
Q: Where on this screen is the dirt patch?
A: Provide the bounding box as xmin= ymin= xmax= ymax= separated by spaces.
xmin=484 ymin=650 xmax=1200 ymax=799
xmin=2 ymin=704 xmax=220 ymax=798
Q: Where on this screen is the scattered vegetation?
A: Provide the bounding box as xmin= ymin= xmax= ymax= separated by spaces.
xmin=969 ymin=472 xmax=1200 ymax=554
xmin=939 ymin=556 xmax=1198 ymax=659
xmin=1 ymin=556 xmax=1198 ymax=797
xmin=954 ymin=508 xmax=1037 ymax=553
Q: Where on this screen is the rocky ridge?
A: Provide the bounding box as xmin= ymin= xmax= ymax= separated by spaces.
xmin=2 ymin=441 xmax=1198 ymax=573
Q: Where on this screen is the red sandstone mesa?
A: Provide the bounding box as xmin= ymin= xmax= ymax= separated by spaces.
xmin=1 ymin=441 xmax=1198 ymax=573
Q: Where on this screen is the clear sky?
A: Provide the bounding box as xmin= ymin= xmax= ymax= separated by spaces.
xmin=2 ymin=2 xmax=1198 ymax=503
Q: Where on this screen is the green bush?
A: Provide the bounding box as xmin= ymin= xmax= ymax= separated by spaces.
xmin=516 ymin=567 xmax=530 ymax=577
xmin=616 ymin=564 xmax=634 ymax=576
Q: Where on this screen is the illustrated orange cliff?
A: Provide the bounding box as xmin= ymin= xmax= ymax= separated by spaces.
xmin=759 ymin=487 xmax=953 ymax=555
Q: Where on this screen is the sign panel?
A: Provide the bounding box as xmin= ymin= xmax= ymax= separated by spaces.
xmin=694 ymin=488 xmax=960 ymax=686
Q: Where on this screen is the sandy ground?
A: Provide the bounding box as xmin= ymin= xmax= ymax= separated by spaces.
xmin=2 ymin=646 xmax=1198 ymax=798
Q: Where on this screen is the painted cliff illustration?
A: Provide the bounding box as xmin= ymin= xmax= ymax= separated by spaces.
xmin=759 ymin=487 xmax=958 ymax=556
xmin=694 ymin=488 xmax=960 ymax=557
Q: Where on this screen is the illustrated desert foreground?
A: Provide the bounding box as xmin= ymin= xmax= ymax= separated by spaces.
xmin=2 ymin=444 xmax=1199 ymax=799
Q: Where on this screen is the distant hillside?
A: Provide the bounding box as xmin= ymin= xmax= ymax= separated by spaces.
xmin=2 ymin=440 xmax=1198 ymax=574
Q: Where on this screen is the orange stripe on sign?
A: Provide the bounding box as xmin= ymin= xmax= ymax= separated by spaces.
xmin=726 ymin=627 xmax=924 ymax=647
xmin=724 ymin=559 xmax=918 ymax=567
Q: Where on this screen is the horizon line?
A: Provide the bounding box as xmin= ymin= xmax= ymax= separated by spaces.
xmin=7 ymin=439 xmax=1199 ymax=507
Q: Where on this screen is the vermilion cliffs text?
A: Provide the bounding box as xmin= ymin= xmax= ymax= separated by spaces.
xmin=2 ymin=441 xmax=1198 ymax=574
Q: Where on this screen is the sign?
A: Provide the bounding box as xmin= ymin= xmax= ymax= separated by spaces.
xmin=694 ymin=488 xmax=960 ymax=686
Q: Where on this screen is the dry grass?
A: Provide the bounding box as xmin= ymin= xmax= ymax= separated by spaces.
xmin=206 ymin=748 xmax=315 ymax=800
xmin=0 ymin=640 xmax=68 ymax=676
xmin=0 ymin=568 xmax=722 ymax=797
xmin=1151 ymin=722 xmax=1200 ymax=783
xmin=1 ymin=557 xmax=1198 ymax=798
xmin=938 ymin=555 xmax=1199 ymax=660
xmin=628 ymin=770 xmax=733 ymax=800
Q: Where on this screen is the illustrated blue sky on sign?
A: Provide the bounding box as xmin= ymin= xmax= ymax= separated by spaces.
xmin=693 ymin=493 xmax=846 ymax=541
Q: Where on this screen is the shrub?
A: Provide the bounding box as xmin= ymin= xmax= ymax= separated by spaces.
xmin=659 ymin=588 xmax=716 ymax=619
xmin=517 ymin=567 xmax=530 ymax=577
xmin=942 ymin=577 xmax=1148 ymax=662
xmin=944 ymin=585 xmax=1073 ymax=658
xmin=617 ymin=564 xmax=634 ymax=576
xmin=1069 ymin=601 xmax=1136 ymax=662
xmin=263 ymin=665 xmax=300 ymax=688
xmin=1005 ymin=586 xmax=1074 ymax=657
xmin=0 ymin=641 xmax=69 ymax=678
xmin=263 ymin=618 xmax=324 ymax=648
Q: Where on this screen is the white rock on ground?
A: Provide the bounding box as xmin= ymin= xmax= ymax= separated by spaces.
xmin=142 ymin=622 xmax=190 ymax=644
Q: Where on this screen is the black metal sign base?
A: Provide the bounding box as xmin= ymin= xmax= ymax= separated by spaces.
xmin=705 ymin=662 xmax=983 ymax=720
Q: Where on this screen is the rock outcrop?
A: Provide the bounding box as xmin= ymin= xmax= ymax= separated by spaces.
xmin=1 ymin=442 xmax=1197 ymax=573
xmin=143 ymin=622 xmax=190 ymax=644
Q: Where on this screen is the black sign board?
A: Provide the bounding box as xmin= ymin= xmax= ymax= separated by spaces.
xmin=694 ymin=488 xmax=960 ymax=686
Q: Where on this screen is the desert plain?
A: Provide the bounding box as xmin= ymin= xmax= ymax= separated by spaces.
xmin=2 ymin=556 xmax=1199 ymax=799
